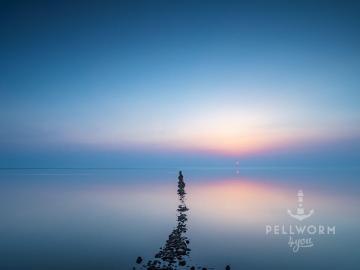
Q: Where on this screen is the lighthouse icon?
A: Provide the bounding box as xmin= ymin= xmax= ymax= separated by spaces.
xmin=287 ymin=190 xmax=314 ymax=221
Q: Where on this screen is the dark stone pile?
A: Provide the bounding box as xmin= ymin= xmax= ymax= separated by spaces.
xmin=151 ymin=171 xmax=190 ymax=268
xmin=134 ymin=171 xmax=230 ymax=270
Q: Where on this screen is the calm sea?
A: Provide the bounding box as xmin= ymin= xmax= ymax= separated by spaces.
xmin=0 ymin=168 xmax=359 ymax=269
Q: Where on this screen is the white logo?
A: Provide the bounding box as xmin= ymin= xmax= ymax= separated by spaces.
xmin=265 ymin=189 xmax=335 ymax=253
xmin=287 ymin=190 xmax=314 ymax=221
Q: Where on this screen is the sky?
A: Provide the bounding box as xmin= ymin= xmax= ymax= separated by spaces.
xmin=1 ymin=0 xmax=360 ymax=168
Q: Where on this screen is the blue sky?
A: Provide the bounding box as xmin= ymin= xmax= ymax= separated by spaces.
xmin=1 ymin=0 xmax=360 ymax=168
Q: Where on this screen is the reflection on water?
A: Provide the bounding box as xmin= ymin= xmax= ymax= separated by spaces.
xmin=0 ymin=168 xmax=359 ymax=270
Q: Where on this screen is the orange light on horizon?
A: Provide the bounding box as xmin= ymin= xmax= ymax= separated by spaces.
xmin=188 ymin=179 xmax=293 ymax=226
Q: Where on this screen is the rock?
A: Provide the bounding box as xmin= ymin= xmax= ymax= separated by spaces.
xmin=136 ymin=256 xmax=143 ymax=264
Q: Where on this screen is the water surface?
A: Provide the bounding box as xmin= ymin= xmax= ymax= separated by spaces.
xmin=0 ymin=168 xmax=359 ymax=269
